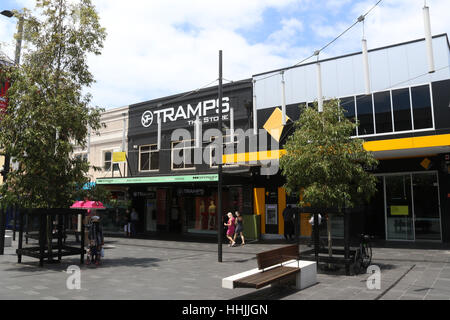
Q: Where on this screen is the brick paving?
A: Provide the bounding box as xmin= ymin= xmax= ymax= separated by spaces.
xmin=1 ymin=235 xmax=450 ymax=300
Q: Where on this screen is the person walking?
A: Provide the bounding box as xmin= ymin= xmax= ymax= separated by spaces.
xmin=282 ymin=205 xmax=295 ymax=241
xmin=87 ymin=216 xmax=104 ymax=265
xmin=308 ymin=213 xmax=322 ymax=247
xmin=130 ymin=208 xmax=139 ymax=237
xmin=123 ymin=209 xmax=131 ymax=237
xmin=224 ymin=212 xmax=236 ymax=247
xmin=233 ymin=211 xmax=245 ymax=246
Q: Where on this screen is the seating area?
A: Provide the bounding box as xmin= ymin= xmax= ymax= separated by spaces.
xmin=222 ymin=244 xmax=317 ymax=290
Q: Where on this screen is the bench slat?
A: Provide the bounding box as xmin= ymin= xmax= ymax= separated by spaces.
xmin=256 ymin=244 xmax=299 ymax=270
xmin=234 ymin=266 xmax=300 ymax=289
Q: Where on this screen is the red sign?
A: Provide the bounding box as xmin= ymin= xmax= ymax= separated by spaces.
xmin=0 ymin=78 xmax=9 ymax=114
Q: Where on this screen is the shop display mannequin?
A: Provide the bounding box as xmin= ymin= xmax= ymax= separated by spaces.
xmin=208 ymin=200 xmax=216 ymax=230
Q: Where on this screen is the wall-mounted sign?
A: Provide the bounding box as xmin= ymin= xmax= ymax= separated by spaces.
xmin=97 ymin=174 xmax=218 ymax=185
xmin=141 ymin=97 xmax=230 ymax=128
xmin=133 ymin=191 xmax=156 ymax=199
xmin=112 ymin=152 xmax=127 ymax=163
xmin=177 ymin=188 xmax=205 ymax=196
xmin=391 ymin=206 xmax=409 ymax=216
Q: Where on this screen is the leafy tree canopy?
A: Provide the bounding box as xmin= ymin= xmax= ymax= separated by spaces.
xmin=0 ymin=0 xmax=107 ymax=209
xmin=279 ymin=100 xmax=378 ymax=210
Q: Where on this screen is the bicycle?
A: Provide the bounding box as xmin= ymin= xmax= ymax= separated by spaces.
xmin=353 ymin=234 xmax=373 ymax=275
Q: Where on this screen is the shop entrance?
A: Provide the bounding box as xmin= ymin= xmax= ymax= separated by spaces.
xmin=382 ymin=171 xmax=442 ymax=241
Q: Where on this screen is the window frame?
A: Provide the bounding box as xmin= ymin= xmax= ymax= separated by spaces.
xmin=103 ymin=149 xmax=120 ymax=172
xmin=139 ymin=144 xmax=160 ymax=172
xmin=209 ymin=134 xmax=240 ymax=168
xmin=171 ymin=139 xmax=196 ymax=171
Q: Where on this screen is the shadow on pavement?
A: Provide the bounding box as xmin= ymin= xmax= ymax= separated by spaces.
xmin=230 ymin=286 xmax=301 ymax=300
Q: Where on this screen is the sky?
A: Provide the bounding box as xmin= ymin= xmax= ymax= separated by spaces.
xmin=1 ymin=0 xmax=449 ymax=110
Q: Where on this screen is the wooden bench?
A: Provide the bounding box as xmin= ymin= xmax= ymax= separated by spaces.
xmin=222 ymin=244 xmax=317 ymax=290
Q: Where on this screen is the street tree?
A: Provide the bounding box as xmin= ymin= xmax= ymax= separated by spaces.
xmin=0 ymin=0 xmax=106 ymax=209
xmin=0 ymin=0 xmax=106 ymax=256
xmin=279 ymin=99 xmax=378 ymax=260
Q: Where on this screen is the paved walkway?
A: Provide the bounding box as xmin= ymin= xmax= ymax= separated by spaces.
xmin=1 ymin=235 xmax=450 ymax=300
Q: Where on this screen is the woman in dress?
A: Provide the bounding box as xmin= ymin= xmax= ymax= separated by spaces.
xmin=233 ymin=211 xmax=245 ymax=246
xmin=224 ymin=212 xmax=236 ymax=247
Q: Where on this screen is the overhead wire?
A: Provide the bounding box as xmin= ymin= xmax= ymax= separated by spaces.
xmin=253 ymin=0 xmax=384 ymax=83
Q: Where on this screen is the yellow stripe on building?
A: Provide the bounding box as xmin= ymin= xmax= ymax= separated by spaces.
xmin=363 ymin=134 xmax=450 ymax=151
xmin=222 ymin=134 xmax=450 ymax=164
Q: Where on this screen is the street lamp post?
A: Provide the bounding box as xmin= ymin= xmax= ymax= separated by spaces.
xmin=217 ymin=50 xmax=223 ymax=262
xmin=0 ymin=9 xmax=24 ymax=255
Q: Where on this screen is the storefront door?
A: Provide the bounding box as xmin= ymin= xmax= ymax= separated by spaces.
xmin=383 ymin=172 xmax=442 ymax=241
xmin=412 ymin=173 xmax=441 ymax=240
xmin=385 ymin=174 xmax=414 ymax=240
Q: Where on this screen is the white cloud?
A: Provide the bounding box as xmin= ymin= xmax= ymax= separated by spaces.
xmin=3 ymin=0 xmax=450 ymax=109
xmin=87 ymin=0 xmax=303 ymax=108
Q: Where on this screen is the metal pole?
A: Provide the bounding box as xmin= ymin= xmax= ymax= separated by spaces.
xmin=314 ymin=212 xmax=319 ymax=265
xmin=344 ymin=209 xmax=350 ymax=275
xmin=218 ymin=50 xmax=223 ymax=263
xmin=0 ymin=207 xmax=5 ymax=255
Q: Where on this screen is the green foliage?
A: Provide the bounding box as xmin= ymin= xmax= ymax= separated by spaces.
xmin=279 ymin=99 xmax=378 ymax=210
xmin=77 ymin=184 xmax=111 ymax=204
xmin=0 ymin=0 xmax=106 ymax=209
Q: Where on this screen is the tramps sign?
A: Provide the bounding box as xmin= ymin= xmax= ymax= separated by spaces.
xmin=141 ymin=97 xmax=230 ymax=128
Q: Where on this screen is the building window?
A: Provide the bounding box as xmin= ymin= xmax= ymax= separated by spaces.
xmin=392 ymin=88 xmax=412 ymax=132
xmin=103 ymin=150 xmax=120 ymax=172
xmin=74 ymin=153 xmax=88 ymax=161
xmin=172 ymin=140 xmax=195 ymax=170
xmin=210 ymin=135 xmax=239 ymax=168
xmin=104 ymin=151 xmax=112 ymax=171
xmin=139 ymin=144 xmax=159 ymax=171
xmin=347 ymin=83 xmax=434 ymax=137
xmin=340 ymin=96 xmax=357 ymax=136
xmin=356 ymin=94 xmax=374 ymax=135
xmin=411 ymin=84 xmax=433 ymax=130
xmin=374 ymin=91 xmax=393 ymax=134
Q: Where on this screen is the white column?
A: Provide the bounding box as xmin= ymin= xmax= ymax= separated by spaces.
xmin=316 ymin=63 xmax=323 ymax=112
xmin=229 ymin=107 xmax=234 ymax=138
xmin=362 ymin=39 xmax=371 ymax=95
xmin=157 ymin=114 xmax=161 ymax=150
xmin=253 ymin=80 xmax=257 ymax=135
xmin=423 ymin=6 xmax=435 ymax=73
xmin=281 ymin=71 xmax=286 ymax=125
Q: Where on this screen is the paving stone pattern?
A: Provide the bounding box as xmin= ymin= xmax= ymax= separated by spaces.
xmin=1 ymin=236 xmax=450 ymax=300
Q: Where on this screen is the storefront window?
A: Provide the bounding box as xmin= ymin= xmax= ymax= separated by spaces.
xmin=185 ymin=191 xmax=218 ymax=234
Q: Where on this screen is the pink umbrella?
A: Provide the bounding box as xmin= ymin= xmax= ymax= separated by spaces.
xmin=70 ymin=200 xmax=106 ymax=210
